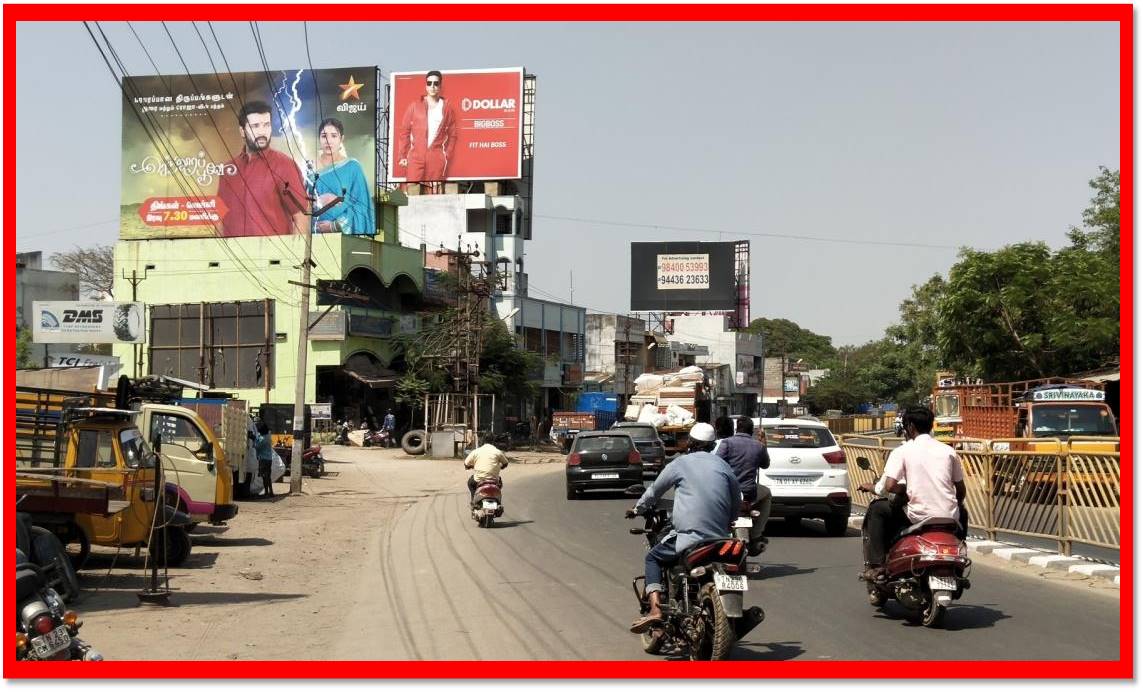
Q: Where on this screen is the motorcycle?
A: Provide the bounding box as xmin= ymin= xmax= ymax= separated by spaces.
xmin=362 ymin=429 xmax=394 ymax=448
xmin=732 ymin=501 xmax=765 ymax=554
xmin=627 ymin=496 xmax=765 ymax=660
xmin=856 ymin=461 xmax=971 ymax=627
xmin=333 ymin=422 xmax=351 ymax=446
xmin=276 ymin=444 xmax=326 ymax=479
xmin=470 ymin=479 xmax=504 ymax=528
xmin=15 ymin=550 xmax=102 ymax=661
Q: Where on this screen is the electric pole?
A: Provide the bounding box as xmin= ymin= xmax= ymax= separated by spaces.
xmin=288 ymin=173 xmax=343 ymax=494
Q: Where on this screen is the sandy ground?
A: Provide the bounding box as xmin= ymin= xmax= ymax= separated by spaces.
xmin=73 ymin=445 xmax=564 ymax=661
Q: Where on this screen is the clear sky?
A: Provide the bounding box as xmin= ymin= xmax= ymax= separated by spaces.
xmin=15 ymin=20 xmax=1119 ymax=346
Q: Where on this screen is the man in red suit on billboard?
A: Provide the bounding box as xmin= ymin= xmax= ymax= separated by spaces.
xmin=217 ymin=100 xmax=308 ymax=237
xmin=398 ymin=70 xmax=459 ymax=185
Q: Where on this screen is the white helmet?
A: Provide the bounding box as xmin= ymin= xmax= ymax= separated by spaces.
xmin=689 ymin=422 xmax=716 ymax=443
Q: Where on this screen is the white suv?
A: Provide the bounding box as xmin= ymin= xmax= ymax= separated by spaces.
xmin=755 ymin=417 xmax=850 ymax=536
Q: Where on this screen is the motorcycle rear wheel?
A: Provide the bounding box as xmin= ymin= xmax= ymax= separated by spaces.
xmin=690 ymin=583 xmax=733 ymax=661
xmin=479 ymin=514 xmax=494 ymax=529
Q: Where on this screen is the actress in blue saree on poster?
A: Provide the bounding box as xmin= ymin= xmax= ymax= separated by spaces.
xmin=313 ymin=117 xmax=375 ymax=235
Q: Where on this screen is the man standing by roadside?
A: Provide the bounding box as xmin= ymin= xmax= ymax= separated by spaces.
xmin=217 ymin=100 xmax=308 ymax=237
xmin=715 ymin=417 xmax=771 ymax=556
xmin=397 ymin=70 xmax=459 ymax=188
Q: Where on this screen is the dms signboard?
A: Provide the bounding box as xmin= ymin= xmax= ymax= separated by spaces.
xmin=120 ymin=67 xmax=378 ymax=239
xmin=630 ymin=242 xmax=738 ymax=311
xmin=388 ymin=67 xmax=524 ymax=182
xmin=33 ymin=302 xmax=145 ymax=344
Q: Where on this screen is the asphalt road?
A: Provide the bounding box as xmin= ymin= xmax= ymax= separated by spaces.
xmin=362 ymin=463 xmax=1120 ymax=661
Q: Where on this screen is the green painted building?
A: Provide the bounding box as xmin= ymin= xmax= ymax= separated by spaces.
xmin=113 ymin=228 xmax=424 ymax=425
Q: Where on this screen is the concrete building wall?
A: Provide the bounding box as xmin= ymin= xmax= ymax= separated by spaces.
xmin=112 ymin=234 xmax=424 ymax=405
xmin=670 ymin=314 xmax=763 ymax=395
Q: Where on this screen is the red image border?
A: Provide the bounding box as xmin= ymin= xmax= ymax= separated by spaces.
xmin=4 ymin=3 xmax=1132 ymax=680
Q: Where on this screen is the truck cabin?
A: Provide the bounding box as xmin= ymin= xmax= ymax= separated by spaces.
xmin=1015 ymin=386 xmax=1118 ymax=439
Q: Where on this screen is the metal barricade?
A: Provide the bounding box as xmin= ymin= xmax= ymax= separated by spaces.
xmin=838 ymin=436 xmax=1120 ymax=555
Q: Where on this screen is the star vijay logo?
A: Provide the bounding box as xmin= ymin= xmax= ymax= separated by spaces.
xmin=336 ymin=74 xmax=369 ymax=114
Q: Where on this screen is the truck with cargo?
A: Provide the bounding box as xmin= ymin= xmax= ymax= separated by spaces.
xmin=932 ymin=377 xmax=1118 ymax=447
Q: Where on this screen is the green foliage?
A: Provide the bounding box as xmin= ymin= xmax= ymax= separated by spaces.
xmin=746 ymin=317 xmax=837 ymax=365
xmin=478 ymin=320 xmax=541 ymax=398
xmin=1067 ymin=166 xmax=1119 ymax=259
xmin=16 ymin=327 xmax=36 ymax=369
xmin=938 ymin=242 xmax=1055 ymax=380
xmin=804 ymin=166 xmax=1120 ymax=409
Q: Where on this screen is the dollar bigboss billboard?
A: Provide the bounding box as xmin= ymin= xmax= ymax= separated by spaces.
xmin=388 ymin=67 xmax=524 ymax=182
xmin=120 ymin=67 xmax=378 ymax=239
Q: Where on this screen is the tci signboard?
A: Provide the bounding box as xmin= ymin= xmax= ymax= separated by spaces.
xmin=630 ymin=242 xmax=738 ymax=312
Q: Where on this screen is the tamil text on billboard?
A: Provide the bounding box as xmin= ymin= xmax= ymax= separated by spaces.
xmin=121 ymin=67 xmax=378 ymax=239
xmin=630 ymin=242 xmax=738 ymax=311
xmin=33 ymin=302 xmax=146 ymax=344
xmin=388 ymin=67 xmax=524 ymax=182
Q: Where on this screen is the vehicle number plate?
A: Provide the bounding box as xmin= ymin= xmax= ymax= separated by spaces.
xmin=733 ymin=517 xmax=753 ymax=528
xmin=481 ymin=500 xmax=498 ymax=510
xmin=929 ymin=575 xmax=957 ymax=591
xmin=31 ymin=625 xmax=70 ymax=658
xmin=592 ymin=473 xmax=619 ymax=480
xmin=714 ymin=573 xmax=748 ymax=592
xmin=772 ymin=476 xmax=815 ymax=485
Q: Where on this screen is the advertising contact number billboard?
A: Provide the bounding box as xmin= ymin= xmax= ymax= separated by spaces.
xmin=630 ymin=242 xmax=738 ymax=312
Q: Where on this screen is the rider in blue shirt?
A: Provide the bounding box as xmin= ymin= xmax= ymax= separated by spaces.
xmin=626 ymin=422 xmax=740 ymax=633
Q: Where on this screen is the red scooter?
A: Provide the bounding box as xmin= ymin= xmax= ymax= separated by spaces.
xmin=857 ymin=464 xmax=971 ymax=627
xmin=471 ymin=480 xmax=504 ymax=528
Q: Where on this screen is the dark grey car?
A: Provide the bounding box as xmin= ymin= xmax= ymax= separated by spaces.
xmin=611 ymin=422 xmax=667 ymax=478
xmin=565 ymin=431 xmax=645 ymax=500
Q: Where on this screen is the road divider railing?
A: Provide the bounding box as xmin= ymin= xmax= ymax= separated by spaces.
xmin=823 ymin=414 xmax=896 ymax=436
xmin=838 ymin=436 xmax=1120 ymax=556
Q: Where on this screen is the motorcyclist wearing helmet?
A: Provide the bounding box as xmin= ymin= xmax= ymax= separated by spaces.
xmin=626 ymin=421 xmax=741 ymax=634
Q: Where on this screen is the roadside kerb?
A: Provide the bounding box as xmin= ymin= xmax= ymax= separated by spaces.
xmin=845 ymin=514 xmax=1120 ymax=587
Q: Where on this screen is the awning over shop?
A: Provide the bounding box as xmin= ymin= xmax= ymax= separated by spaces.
xmin=342 ymin=353 xmax=398 ymax=388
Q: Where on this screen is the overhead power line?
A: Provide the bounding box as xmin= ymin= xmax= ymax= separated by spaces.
xmin=533 ymin=213 xmax=959 ymax=251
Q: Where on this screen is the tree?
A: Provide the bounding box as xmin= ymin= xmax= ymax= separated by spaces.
xmin=49 ymin=245 xmax=115 ymax=299
xmin=1068 ymin=166 xmax=1119 ymax=259
xmin=884 ymin=274 xmax=948 ymax=405
xmin=938 ymin=243 xmax=1055 ymax=381
xmin=16 ymin=327 xmax=37 ymax=369
xmin=745 ymin=317 xmax=837 ymax=366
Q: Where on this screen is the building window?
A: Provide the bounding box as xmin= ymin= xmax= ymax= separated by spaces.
xmin=149 ymin=300 xmax=275 ymax=389
xmin=495 ymin=213 xmax=512 ymax=235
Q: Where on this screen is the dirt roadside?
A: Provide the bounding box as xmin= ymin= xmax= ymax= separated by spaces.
xmin=73 ymin=446 xmax=561 ymax=661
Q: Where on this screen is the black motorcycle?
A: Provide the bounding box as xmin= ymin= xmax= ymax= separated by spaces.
xmin=15 ymin=550 xmax=102 ymax=661
xmin=628 ymin=496 xmax=765 ymax=660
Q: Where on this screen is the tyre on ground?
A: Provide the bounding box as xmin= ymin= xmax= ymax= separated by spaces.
xmin=29 ymin=526 xmax=81 ymax=603
xmin=401 ymin=430 xmax=427 ymax=455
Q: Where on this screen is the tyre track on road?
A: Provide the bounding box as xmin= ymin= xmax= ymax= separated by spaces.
xmin=351 ymin=452 xmax=423 ymax=659
xmin=445 ymin=495 xmax=574 ymax=659
xmin=473 ymin=512 xmax=631 ymax=635
xmin=418 ymin=494 xmax=480 ymax=659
